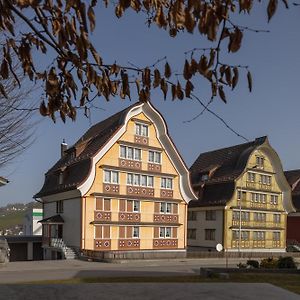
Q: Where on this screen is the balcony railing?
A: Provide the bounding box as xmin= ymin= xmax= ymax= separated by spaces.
xmin=231 ymin=239 xmax=282 ymax=248
xmin=231 ymin=220 xmax=284 ymax=229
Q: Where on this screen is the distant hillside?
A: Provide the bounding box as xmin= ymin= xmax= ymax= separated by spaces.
xmin=0 ymin=201 xmax=42 ymax=234
xmin=0 ymin=210 xmax=25 ymax=230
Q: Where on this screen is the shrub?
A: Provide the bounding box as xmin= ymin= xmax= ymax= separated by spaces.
xmin=277 ymin=256 xmax=297 ymax=269
xmin=247 ymin=260 xmax=259 ymax=269
xmin=237 ymin=262 xmax=247 ymax=269
xmin=260 ymin=257 xmax=278 ymax=269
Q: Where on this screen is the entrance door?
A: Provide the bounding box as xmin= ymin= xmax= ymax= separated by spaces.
xmin=58 ymin=224 xmax=63 ymax=239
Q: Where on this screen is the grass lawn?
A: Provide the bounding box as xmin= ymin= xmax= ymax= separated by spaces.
xmin=23 ymin=273 xmax=300 ymax=294
xmin=0 ymin=211 xmax=25 ymax=230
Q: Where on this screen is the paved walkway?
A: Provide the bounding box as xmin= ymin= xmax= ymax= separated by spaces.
xmin=1 ymin=283 xmax=299 ymax=300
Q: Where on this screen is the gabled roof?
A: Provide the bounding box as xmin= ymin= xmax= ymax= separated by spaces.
xmin=34 ymin=104 xmax=137 ymax=198
xmin=35 ymin=101 xmax=197 ymax=203
xmin=38 ymin=214 xmax=64 ymax=224
xmin=284 ymin=169 xmax=300 ymax=211
xmin=189 ymin=137 xmax=268 ymax=207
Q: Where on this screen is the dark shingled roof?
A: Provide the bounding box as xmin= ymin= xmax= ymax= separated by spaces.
xmin=38 ymin=214 xmax=64 ymax=224
xmin=189 ymin=136 xmax=267 ymax=207
xmin=35 ymin=103 xmax=139 ymax=198
xmin=284 ymin=169 xmax=300 ymax=211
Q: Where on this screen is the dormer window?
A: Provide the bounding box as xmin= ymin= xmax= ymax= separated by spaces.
xmin=135 ymin=123 xmax=148 ymax=137
xmin=256 ymin=156 xmax=264 ymax=169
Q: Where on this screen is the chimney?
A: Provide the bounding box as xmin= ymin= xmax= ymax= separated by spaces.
xmin=61 ymin=139 xmax=68 ymax=158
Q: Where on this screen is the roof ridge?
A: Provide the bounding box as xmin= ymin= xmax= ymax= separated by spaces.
xmin=197 ymin=136 xmax=267 ymax=157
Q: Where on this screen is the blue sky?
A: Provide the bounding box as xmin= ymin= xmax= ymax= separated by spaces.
xmin=1 ymin=3 xmax=300 ymax=205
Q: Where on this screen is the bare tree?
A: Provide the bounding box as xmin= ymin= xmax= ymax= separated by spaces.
xmin=0 ymin=71 xmax=36 ymax=168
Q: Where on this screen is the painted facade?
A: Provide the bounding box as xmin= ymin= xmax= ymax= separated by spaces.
xmin=188 ymin=137 xmax=294 ymax=252
xmin=35 ymin=102 xmax=196 ymax=259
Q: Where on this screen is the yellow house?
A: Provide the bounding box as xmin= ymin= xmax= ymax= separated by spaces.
xmin=35 ymin=101 xmax=196 ymax=260
xmin=188 ymin=137 xmax=294 ymax=253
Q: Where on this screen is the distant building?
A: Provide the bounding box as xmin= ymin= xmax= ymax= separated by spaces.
xmin=188 ymin=137 xmax=294 ymax=252
xmin=284 ymin=169 xmax=300 ymax=245
xmin=23 ymin=208 xmax=43 ymax=236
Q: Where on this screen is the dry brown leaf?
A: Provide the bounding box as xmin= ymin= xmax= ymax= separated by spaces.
xmin=164 ymin=62 xmax=171 ymax=79
xmin=247 ymin=70 xmax=252 ymax=92
xmin=267 ymin=0 xmax=278 ymax=22
xmin=218 ymin=86 xmax=226 ymax=103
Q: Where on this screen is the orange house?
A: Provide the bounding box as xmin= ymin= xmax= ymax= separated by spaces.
xmin=35 ymin=101 xmax=196 ymax=260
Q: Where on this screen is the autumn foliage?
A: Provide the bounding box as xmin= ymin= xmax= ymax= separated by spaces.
xmin=0 ymin=0 xmax=286 ymax=121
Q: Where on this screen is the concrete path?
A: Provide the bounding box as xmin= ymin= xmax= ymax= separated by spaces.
xmin=0 ymin=283 xmax=299 ymax=300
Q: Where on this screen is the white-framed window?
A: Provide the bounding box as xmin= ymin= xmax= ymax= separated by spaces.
xmin=148 ymin=150 xmax=162 ymax=164
xmin=273 ymin=232 xmax=280 ymax=241
xmin=256 ymin=156 xmax=264 ymax=168
xmin=133 ymin=200 xmax=140 ymax=212
xmin=251 ymin=193 xmax=267 ymax=203
xmin=133 ymin=226 xmax=139 ymax=238
xmin=270 ymin=195 xmax=278 ymax=205
xmin=159 ymin=227 xmax=172 ymax=238
xmin=254 ymin=212 xmax=266 ymax=222
xmin=237 ymin=190 xmax=246 ymax=201
xmin=253 ymin=231 xmax=265 ymax=241
xmin=160 ymin=202 xmax=177 ymax=214
xmin=120 ymin=145 xmax=142 ymax=161
xmin=233 ymin=211 xmax=249 ymax=221
xmin=56 ymin=200 xmax=64 ymax=214
xmin=95 ymin=197 xmax=111 ymax=211
xmin=247 ymin=172 xmax=256 ymax=182
xmin=232 ymin=230 xmax=249 ymax=240
xmin=135 ymin=123 xmax=148 ymax=137
xmin=127 ymin=173 xmax=154 ymax=187
xmin=161 ymin=177 xmax=173 ymax=189
xmin=187 ymin=229 xmax=196 ymax=239
xmin=104 ymin=170 xmax=119 ymax=184
xmin=261 ymin=175 xmax=272 ymax=185
xmin=273 ymin=214 xmax=281 ymax=223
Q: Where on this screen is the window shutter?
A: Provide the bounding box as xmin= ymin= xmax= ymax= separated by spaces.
xmin=96 ymin=198 xmax=103 ymax=210
xmin=95 ymin=226 xmax=102 ymax=239
xmin=154 ymin=202 xmax=160 ymax=213
xmin=127 ymin=200 xmax=133 ymax=212
xmin=104 ymin=199 xmax=111 ymax=211
xmin=126 ymin=226 xmax=133 ymax=238
xmin=173 ymin=204 xmax=178 ymax=214
xmin=119 ymin=226 xmax=125 ymax=238
xmin=103 ymin=226 xmax=110 ymax=239
xmin=119 ymin=200 xmax=126 ymax=212
xmin=172 ymin=227 xmax=178 ymax=238
xmin=154 ymin=227 xmax=159 ymax=238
